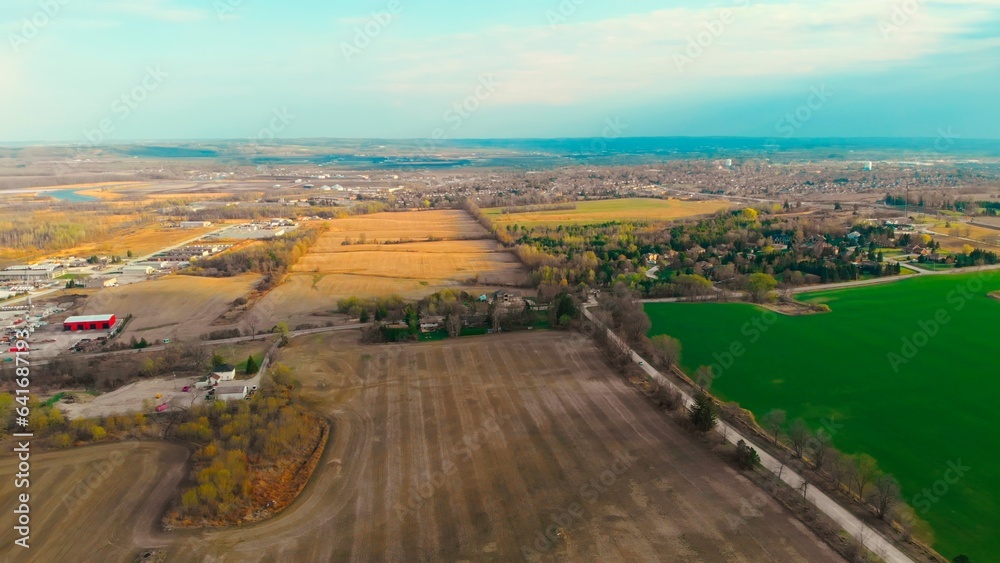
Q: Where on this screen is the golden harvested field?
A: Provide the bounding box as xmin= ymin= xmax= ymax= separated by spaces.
xmin=0 ymin=442 xmax=189 ymax=563
xmin=82 ymin=274 xmax=259 ymax=341
xmin=485 ymin=198 xmax=733 ymax=227
xmin=295 ymin=240 xmax=521 ymax=281
xmin=317 ymin=210 xmax=488 ymax=244
xmin=254 ymin=210 xmax=529 ymax=324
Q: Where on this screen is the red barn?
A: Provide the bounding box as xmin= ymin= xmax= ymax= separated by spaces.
xmin=64 ymin=314 xmax=117 ymax=331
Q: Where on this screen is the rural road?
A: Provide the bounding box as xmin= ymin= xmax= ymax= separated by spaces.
xmin=131 ymin=225 xmax=230 ymax=262
xmin=31 ymin=323 xmax=366 ymax=366
xmin=582 ymin=302 xmax=915 ymax=563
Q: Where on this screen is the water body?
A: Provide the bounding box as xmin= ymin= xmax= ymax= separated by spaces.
xmin=47 ymin=189 xmax=97 ymax=202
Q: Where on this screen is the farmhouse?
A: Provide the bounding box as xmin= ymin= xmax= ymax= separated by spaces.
xmin=420 ymin=316 xmax=445 ymax=332
xmin=212 ymin=364 xmax=236 ymax=382
xmin=215 ymin=386 xmax=249 ymax=401
xmin=64 ymin=314 xmax=116 ymax=331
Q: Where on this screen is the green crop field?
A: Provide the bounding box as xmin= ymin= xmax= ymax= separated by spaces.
xmin=484 ymin=197 xmax=732 ymax=227
xmin=645 ymin=272 xmax=1000 ymax=561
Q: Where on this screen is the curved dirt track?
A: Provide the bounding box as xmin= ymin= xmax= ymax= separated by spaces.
xmin=0 ymin=442 xmax=189 ymax=563
xmin=2 ymin=332 xmax=844 ymax=562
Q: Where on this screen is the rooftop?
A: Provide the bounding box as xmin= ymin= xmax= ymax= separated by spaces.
xmin=64 ymin=314 xmax=115 ymax=323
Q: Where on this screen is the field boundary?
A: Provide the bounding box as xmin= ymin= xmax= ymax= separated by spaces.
xmin=582 ymin=302 xmax=915 ymax=563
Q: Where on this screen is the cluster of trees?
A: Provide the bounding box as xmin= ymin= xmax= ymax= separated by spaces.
xmin=0 ymin=205 xmax=155 ymax=261
xmin=0 ymin=392 xmax=155 ymax=446
xmin=954 ymin=248 xmax=999 ymax=268
xmin=754 ymin=408 xmax=919 ymax=528
xmin=22 ymin=340 xmax=213 ymax=391
xmin=337 ymin=294 xmax=409 ymax=322
xmin=472 ymin=201 xmax=911 ymax=297
xmin=186 ymin=226 xmax=323 ymax=290
xmin=170 ymin=364 xmax=324 ymax=524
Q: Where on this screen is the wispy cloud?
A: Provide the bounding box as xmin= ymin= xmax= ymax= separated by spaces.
xmin=342 ymin=0 xmax=998 ymax=106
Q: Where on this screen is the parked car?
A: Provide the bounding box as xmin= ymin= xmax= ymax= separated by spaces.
xmin=182 ymin=386 xmax=190 ymax=392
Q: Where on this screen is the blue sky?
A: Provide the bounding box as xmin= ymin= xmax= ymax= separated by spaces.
xmin=1 ymin=0 xmax=998 ymax=142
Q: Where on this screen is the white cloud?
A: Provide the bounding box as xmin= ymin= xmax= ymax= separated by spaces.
xmin=345 ymin=0 xmax=998 ymax=106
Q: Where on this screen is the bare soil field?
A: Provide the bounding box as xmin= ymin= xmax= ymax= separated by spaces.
xmin=0 ymin=442 xmax=189 ymax=563
xmin=82 ymin=274 xmax=260 ymax=341
xmin=166 ymin=332 xmax=838 ymax=561
xmin=0 ymin=332 xmax=842 ymax=562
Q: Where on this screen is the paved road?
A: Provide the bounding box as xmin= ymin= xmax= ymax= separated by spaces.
xmin=582 ymin=302 xmax=914 ymax=563
xmin=132 ymin=225 xmax=230 ymax=262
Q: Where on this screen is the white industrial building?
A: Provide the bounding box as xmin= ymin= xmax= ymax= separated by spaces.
xmin=215 ymin=385 xmax=249 ymax=401
xmin=121 ymin=265 xmax=155 ymax=275
xmin=180 ymin=221 xmax=213 ymax=228
xmin=85 ymin=276 xmax=117 ymax=289
xmin=1 ymin=264 xmax=64 ymax=281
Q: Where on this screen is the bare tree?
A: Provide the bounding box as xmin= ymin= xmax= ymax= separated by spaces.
xmin=761 ymin=409 xmax=786 ymax=444
xmin=446 ymin=302 xmax=465 ymax=337
xmin=247 ymin=318 xmax=259 ymax=341
xmin=178 ymin=341 xmax=208 ymax=372
xmin=850 ymin=454 xmax=879 ymax=502
xmin=788 ymin=418 xmax=810 ymax=458
xmin=810 ymin=442 xmax=832 ymax=471
xmin=828 ymin=450 xmax=850 ymax=493
xmin=648 ymin=334 xmax=682 ymax=371
xmin=870 ymin=473 xmax=901 ymax=520
xmin=694 ymin=365 xmax=714 ymax=391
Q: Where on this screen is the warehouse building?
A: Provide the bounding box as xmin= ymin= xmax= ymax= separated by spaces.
xmin=64 ymin=314 xmax=117 ymax=331
xmin=85 ymin=276 xmax=117 ymax=289
xmin=215 ymin=385 xmax=249 ymax=401
xmin=1 ymin=264 xmax=64 ymax=281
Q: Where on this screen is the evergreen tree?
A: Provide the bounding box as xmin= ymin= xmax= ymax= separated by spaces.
xmin=690 ymin=392 xmax=717 ymax=432
xmin=245 ymin=355 xmax=257 ymax=375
